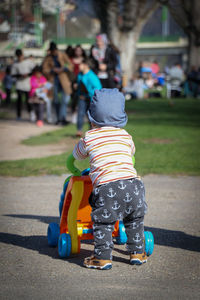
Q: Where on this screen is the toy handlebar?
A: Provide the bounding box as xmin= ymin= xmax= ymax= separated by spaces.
xmin=66 ymin=154 xmax=82 ymax=176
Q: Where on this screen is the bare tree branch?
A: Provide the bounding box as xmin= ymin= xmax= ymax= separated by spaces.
xmin=166 ymin=0 xmax=200 ymax=45
xmin=140 ymin=0 xmax=160 ymax=22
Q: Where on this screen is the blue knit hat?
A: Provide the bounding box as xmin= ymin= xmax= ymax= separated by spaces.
xmin=87 ymin=88 xmax=127 ymax=128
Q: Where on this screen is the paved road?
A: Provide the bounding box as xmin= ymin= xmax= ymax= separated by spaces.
xmin=0 ymin=175 xmax=200 ymax=300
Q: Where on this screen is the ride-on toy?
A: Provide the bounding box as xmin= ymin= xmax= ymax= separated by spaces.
xmin=47 ymin=154 xmax=154 ymax=258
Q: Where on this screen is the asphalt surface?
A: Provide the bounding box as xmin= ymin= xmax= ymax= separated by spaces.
xmin=0 ymin=174 xmax=200 ymax=300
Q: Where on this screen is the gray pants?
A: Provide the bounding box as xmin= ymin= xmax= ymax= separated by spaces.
xmin=89 ymin=178 xmax=147 ymax=260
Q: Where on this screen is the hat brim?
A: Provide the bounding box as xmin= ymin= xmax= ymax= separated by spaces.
xmin=87 ymin=109 xmax=127 ymax=128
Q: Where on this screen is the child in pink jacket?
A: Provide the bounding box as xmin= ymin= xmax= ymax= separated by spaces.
xmin=30 ymin=66 xmax=52 ymax=126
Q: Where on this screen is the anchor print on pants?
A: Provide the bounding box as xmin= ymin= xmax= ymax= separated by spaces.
xmin=118 ymin=212 xmax=123 ymax=220
xmin=134 ymin=185 xmax=140 ymax=196
xmin=118 ymin=181 xmax=126 ymax=190
xmin=96 ymin=230 xmax=105 ymax=239
xmin=102 ymin=209 xmax=111 ymax=219
xmin=98 ymin=197 xmax=105 ymax=207
xmin=140 ymin=183 xmax=144 ymax=189
xmin=133 ymin=233 xmax=142 ymax=243
xmin=93 ymin=224 xmax=98 ymax=230
xmin=136 ymin=210 xmax=143 ymax=217
xmin=91 ymin=178 xmax=146 ymax=259
xmin=136 ymin=245 xmax=143 ymax=250
xmin=112 ymin=200 xmax=120 ymax=210
xmin=105 ymin=225 xmax=114 ymax=232
xmin=107 ymin=188 xmax=116 ymax=198
xmin=94 ymin=248 xmax=102 ymax=256
xmin=137 ymin=198 xmax=143 ymax=208
xmin=103 ymin=241 xmax=112 ymax=250
xmin=132 ymin=221 xmax=139 ymax=229
xmin=125 ymin=205 xmax=133 ymax=214
xmin=123 ymin=192 xmax=132 ymax=203
xmin=94 ymin=187 xmax=99 ymax=195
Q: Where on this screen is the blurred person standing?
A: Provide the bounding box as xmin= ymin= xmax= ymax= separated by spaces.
xmin=90 ymin=34 xmax=118 ymax=88
xmin=3 ymin=66 xmax=15 ymax=105
xmin=76 ymin=58 xmax=102 ymax=137
xmin=187 ymin=66 xmax=199 ymax=97
xmin=70 ymin=45 xmax=87 ymax=123
xmin=168 ymin=62 xmax=184 ymax=98
xmin=11 ymin=49 xmax=35 ymax=120
xmin=71 ymin=45 xmax=86 ymax=77
xmin=43 ymin=42 xmax=73 ymax=125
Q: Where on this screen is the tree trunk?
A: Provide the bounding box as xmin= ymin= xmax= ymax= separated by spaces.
xmin=189 ymin=44 xmax=200 ymax=69
xmin=106 ymin=0 xmax=159 ymax=81
xmin=112 ymin=29 xmax=141 ymax=81
xmin=188 ymin=35 xmax=200 ymax=69
xmin=108 ymin=15 xmax=142 ymax=80
xmin=165 ymin=0 xmax=200 ymax=70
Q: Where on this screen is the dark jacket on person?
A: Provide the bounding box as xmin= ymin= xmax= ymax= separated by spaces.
xmin=90 ymin=45 xmax=118 ymax=76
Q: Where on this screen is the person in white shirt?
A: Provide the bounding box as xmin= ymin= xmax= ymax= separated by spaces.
xmin=168 ymin=63 xmax=184 ymax=97
xmin=11 ymin=49 xmax=35 ymax=120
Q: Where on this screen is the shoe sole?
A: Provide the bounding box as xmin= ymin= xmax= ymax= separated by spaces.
xmin=130 ymin=259 xmax=147 ymax=265
xmin=83 ymin=263 xmax=112 ymax=270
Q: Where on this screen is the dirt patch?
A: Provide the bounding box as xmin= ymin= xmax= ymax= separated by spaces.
xmin=142 ymin=138 xmax=175 ymax=144
xmin=0 ymin=120 xmax=77 ymax=161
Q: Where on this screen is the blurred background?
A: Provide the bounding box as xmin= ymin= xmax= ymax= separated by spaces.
xmin=0 ymin=0 xmax=199 ymax=182
xmin=0 ymin=0 xmax=199 ymax=72
xmin=0 ymin=0 xmax=199 ymax=125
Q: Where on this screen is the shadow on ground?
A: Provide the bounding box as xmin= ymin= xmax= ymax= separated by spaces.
xmin=2 ymin=214 xmax=200 ymax=255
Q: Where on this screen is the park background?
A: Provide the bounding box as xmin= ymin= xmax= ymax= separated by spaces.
xmin=0 ymin=1 xmax=200 ymax=300
xmin=0 ymin=0 xmax=199 ymax=177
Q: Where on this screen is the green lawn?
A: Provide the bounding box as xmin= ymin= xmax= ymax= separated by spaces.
xmin=0 ymin=98 xmax=200 ymax=177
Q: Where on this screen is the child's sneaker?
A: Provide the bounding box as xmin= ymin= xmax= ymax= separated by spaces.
xmin=130 ymin=252 xmax=147 ymax=265
xmin=83 ymin=256 xmax=112 ymax=270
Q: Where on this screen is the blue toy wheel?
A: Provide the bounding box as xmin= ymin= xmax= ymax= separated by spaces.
xmin=47 ymin=223 xmax=60 ymax=247
xmin=144 ymin=231 xmax=154 ymax=256
xmin=116 ymin=221 xmax=127 ymax=245
xmin=81 ymin=168 xmax=90 ymax=176
xmin=58 ymin=233 xmax=71 ymax=258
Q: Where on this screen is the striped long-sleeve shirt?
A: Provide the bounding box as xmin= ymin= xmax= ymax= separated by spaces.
xmin=73 ymin=127 xmax=137 ymax=187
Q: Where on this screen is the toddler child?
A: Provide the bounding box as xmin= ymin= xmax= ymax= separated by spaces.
xmin=72 ymin=88 xmax=148 ymax=270
xmin=29 ymin=66 xmax=52 ymax=126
